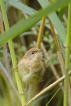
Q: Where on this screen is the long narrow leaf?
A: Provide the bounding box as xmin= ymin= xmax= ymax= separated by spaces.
xmin=38 ymin=0 xmax=66 ymax=43
xmin=38 ymin=0 xmax=66 ymax=55
xmin=0 ymin=0 xmax=71 ymax=45
xmin=5 ymin=0 xmax=36 ymax=14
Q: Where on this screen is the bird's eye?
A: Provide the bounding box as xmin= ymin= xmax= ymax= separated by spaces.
xmin=31 ymin=51 xmax=35 ymax=54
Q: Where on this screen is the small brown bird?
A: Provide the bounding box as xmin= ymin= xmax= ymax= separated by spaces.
xmin=18 ymin=48 xmax=45 ymax=85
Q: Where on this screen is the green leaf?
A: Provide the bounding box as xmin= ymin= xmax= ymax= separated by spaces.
xmin=5 ymin=0 xmax=36 ymax=14
xmin=38 ymin=0 xmax=66 ymax=43
xmin=38 ymin=0 xmax=66 ymax=55
xmin=0 ymin=0 xmax=71 ymax=45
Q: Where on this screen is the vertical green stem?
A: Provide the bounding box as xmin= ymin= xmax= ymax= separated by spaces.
xmin=64 ymin=3 xmax=71 ymax=106
xmin=0 ymin=0 xmax=25 ymax=105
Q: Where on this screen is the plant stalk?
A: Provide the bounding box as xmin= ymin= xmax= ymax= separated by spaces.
xmin=24 ymin=71 xmax=71 ymax=106
xmin=36 ymin=17 xmax=46 ymax=48
xmin=64 ymin=3 xmax=71 ymax=106
xmin=0 ymin=0 xmax=25 ymax=105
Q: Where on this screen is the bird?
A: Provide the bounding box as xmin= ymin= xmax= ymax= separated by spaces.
xmin=18 ymin=47 xmax=45 ymax=85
